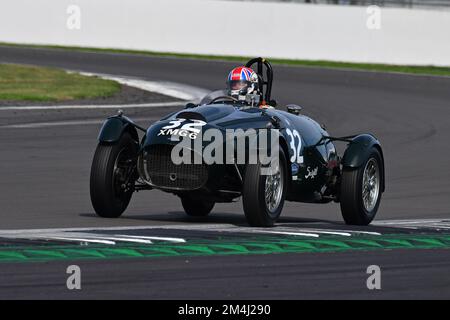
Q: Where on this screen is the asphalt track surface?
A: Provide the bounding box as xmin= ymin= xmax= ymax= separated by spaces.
xmin=1 ymin=46 xmax=450 ymax=299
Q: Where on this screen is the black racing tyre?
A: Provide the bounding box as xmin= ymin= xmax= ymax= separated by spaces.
xmin=90 ymin=132 xmax=138 ymax=218
xmin=340 ymin=148 xmax=383 ymax=225
xmin=181 ymin=196 xmax=215 ymax=217
xmin=242 ymin=147 xmax=287 ymax=227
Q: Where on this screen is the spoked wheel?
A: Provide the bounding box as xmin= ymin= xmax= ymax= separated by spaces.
xmin=362 ymin=158 xmax=381 ymax=213
xmin=242 ymin=147 xmax=287 ymax=227
xmin=264 ymin=163 xmax=284 ymax=214
xmin=340 ymin=148 xmax=383 ymax=225
xmin=90 ymin=132 xmax=138 ymax=218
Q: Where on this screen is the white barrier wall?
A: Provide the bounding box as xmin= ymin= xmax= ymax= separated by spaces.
xmin=1 ymin=0 xmax=450 ymax=66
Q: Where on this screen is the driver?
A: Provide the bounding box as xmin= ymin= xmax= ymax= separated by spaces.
xmin=226 ymin=66 xmax=262 ymax=107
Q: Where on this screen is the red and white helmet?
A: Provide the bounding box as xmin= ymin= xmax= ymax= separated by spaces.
xmin=226 ymin=66 xmax=259 ymax=99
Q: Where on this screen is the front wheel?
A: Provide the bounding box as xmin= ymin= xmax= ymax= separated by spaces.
xmin=90 ymin=132 xmax=138 ymax=218
xmin=242 ymin=148 xmax=287 ymax=227
xmin=340 ymin=148 xmax=383 ymax=225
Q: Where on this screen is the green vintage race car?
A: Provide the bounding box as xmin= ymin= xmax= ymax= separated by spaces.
xmin=90 ymin=58 xmax=385 ymax=227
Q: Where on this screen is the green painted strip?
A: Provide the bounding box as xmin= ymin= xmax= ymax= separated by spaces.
xmin=0 ymin=251 xmax=28 ymax=260
xmin=180 ymin=245 xmax=216 ymax=254
xmin=23 ymin=249 xmax=67 ymax=259
xmin=1 ymin=234 xmax=450 ymax=263
xmin=246 ymin=243 xmax=285 ymax=252
xmin=409 ymin=238 xmax=446 ymax=247
xmin=379 ymin=239 xmax=415 ymax=248
xmin=277 ymin=241 xmax=316 ymax=250
xmin=209 ymin=244 xmax=250 ymax=253
xmin=99 ymin=248 xmax=144 ymax=258
xmin=138 ymin=247 xmax=181 ymax=256
xmin=345 ymin=239 xmax=384 ymax=248
xmin=308 ymin=239 xmax=353 ymax=249
xmin=62 ymin=249 xmax=106 ymax=259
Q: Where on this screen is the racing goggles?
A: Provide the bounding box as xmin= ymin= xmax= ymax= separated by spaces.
xmin=228 ymin=80 xmax=250 ymax=91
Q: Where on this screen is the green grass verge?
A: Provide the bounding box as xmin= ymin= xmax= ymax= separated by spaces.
xmin=2 ymin=42 xmax=450 ymax=77
xmin=0 ymin=63 xmax=120 ymax=102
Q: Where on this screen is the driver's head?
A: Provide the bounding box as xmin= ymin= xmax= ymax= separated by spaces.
xmin=226 ymin=66 xmax=259 ymax=101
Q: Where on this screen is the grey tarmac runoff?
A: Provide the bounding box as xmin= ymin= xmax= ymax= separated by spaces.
xmin=0 ymin=45 xmax=450 ymax=299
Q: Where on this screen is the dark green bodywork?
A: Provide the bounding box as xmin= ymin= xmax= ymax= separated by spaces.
xmin=98 ymin=116 xmax=139 ymax=143
xmin=97 ymin=103 xmax=384 ymax=202
xmin=342 ymin=134 xmax=385 ymax=192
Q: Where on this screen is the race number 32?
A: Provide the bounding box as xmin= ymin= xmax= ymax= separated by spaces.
xmin=286 ymin=128 xmax=303 ymax=164
xmin=162 ymin=118 xmax=206 ymax=134
xmin=159 ymin=118 xmax=207 ymax=139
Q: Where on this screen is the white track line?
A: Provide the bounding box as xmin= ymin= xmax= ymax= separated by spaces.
xmin=0 ymin=117 xmax=158 ymax=129
xmin=254 ymin=230 xmax=320 ymax=238
xmin=309 ymin=229 xmax=381 ymax=236
xmin=2 ymin=119 xmax=110 ymax=129
xmin=84 ymin=235 xmax=153 ymax=244
xmin=374 ymin=219 xmax=448 ymax=225
xmin=0 ymin=231 xmax=187 ymax=245
xmin=41 ymin=236 xmax=116 ymax=245
xmin=152 ymin=224 xmax=323 ymax=237
xmin=50 ymin=232 xmax=155 ymax=244
xmin=287 ymin=228 xmax=381 ymax=236
xmin=0 ymin=223 xmax=376 ymax=237
xmin=0 ymin=225 xmax=186 ymax=235
xmin=0 ymin=101 xmax=184 ymax=111
xmin=281 ymin=229 xmax=352 ymax=237
xmin=428 ymin=224 xmax=450 ymax=229
xmin=76 ymin=72 xmax=210 ymax=102
xmin=4 ymin=219 xmax=445 ymax=241
xmin=372 ymin=219 xmax=450 ymax=230
xmin=115 ymin=235 xmax=186 ymax=243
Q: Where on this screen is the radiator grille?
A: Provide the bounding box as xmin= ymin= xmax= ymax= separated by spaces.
xmin=138 ymin=145 xmax=208 ymax=190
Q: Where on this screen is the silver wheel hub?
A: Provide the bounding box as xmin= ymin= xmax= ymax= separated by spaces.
xmin=265 ymin=163 xmax=284 ymax=213
xmin=362 ymin=158 xmax=380 ymax=212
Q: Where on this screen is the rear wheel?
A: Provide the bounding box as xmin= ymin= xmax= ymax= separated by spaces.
xmin=340 ymin=148 xmax=383 ymax=225
xmin=242 ymin=148 xmax=287 ymax=227
xmin=181 ymin=196 xmax=215 ymax=217
xmin=90 ymin=132 xmax=138 ymax=218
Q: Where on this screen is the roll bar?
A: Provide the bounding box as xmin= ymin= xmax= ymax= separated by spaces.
xmin=245 ymin=57 xmax=273 ymax=105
